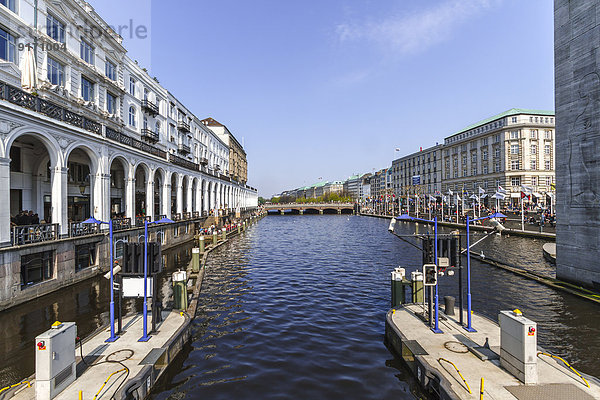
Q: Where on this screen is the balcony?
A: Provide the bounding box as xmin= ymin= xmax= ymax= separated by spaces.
xmin=141 ymin=128 xmax=159 ymax=143
xmin=199 ymin=157 xmax=208 ymax=165
xmin=178 ymin=143 xmax=191 ymax=154
xmin=177 ymin=121 xmax=190 ymax=133
xmin=141 ymin=99 xmax=159 ymax=116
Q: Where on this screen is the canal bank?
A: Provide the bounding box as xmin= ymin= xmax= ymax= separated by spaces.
xmin=361 ymin=212 xmax=556 ymax=240
xmin=2 ymin=212 xmax=266 ymax=400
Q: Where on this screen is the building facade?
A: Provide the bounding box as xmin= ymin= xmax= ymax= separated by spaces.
xmin=0 ymin=0 xmax=258 ymax=249
xmin=441 ymin=109 xmax=555 ymax=206
xmin=201 ymin=118 xmax=248 ymax=185
xmin=392 ymin=145 xmax=442 ymax=200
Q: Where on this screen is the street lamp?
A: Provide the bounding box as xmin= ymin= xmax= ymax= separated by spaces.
xmin=396 ymin=213 xmax=442 ymax=334
xmin=82 ymin=216 xmax=118 ymax=342
xmin=139 ymin=216 xmax=174 ymax=342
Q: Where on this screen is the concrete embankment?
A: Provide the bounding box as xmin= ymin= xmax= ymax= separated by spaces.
xmin=5 ymin=212 xmax=267 ymax=400
xmin=385 ymin=304 xmax=600 ymax=399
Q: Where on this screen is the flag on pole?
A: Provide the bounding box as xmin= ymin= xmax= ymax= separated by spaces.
xmin=521 ymin=184 xmax=533 ymax=194
xmin=448 ymin=189 xmax=454 ymax=196
xmin=478 ymin=187 xmax=485 ymax=195
xmin=492 ymin=192 xmax=505 ymax=200
xmin=429 ymin=195 xmax=436 ymax=201
xmin=480 ymin=194 xmax=488 ymax=199
xmin=498 ymin=185 xmax=507 ymax=194
xmin=521 ymin=191 xmax=530 ymax=199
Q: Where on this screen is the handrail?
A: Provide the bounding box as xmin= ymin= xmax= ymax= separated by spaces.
xmin=0 ymin=380 xmax=31 ymax=396
xmin=92 ymin=368 xmax=127 ymax=400
xmin=438 ymin=358 xmax=472 ymax=394
xmin=537 ymin=352 xmax=590 ymax=388
xmin=480 ymin=377 xmax=484 ymax=399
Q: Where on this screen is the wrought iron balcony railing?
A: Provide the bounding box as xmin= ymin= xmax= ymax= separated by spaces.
xmin=69 ymin=222 xmax=100 ymax=237
xmin=177 ymin=120 xmax=190 ymax=132
xmin=178 ymin=143 xmax=191 ymax=154
xmin=141 ymin=128 xmax=159 ymax=142
xmin=11 ymin=224 xmax=59 ymax=246
xmin=141 ymin=99 xmax=159 ymax=116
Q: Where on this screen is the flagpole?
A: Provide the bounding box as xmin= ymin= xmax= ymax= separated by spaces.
xmin=441 ymin=195 xmax=444 ymax=222
xmin=521 ymin=193 xmax=524 ymax=231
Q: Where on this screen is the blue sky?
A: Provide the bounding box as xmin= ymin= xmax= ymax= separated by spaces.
xmin=89 ymin=0 xmax=554 ymax=197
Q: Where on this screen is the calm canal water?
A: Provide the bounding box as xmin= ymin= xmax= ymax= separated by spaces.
xmin=152 ymin=215 xmax=600 ymax=399
xmin=1 ymin=215 xmax=599 ymax=398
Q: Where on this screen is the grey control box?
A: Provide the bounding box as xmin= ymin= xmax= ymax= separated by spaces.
xmin=35 ymin=322 xmax=77 ymax=400
xmin=499 ymin=311 xmax=537 ymax=384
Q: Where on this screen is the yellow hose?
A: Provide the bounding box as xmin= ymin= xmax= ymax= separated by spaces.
xmin=537 ymin=352 xmax=590 ymax=388
xmin=438 ymin=358 xmax=472 ymax=393
xmin=92 ymin=368 xmax=128 ymax=400
xmin=0 ymin=381 xmax=31 ymax=395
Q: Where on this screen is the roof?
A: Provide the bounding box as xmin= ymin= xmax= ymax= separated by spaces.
xmin=200 ymin=117 xmax=225 ymax=127
xmin=450 ymin=108 xmax=554 ymax=138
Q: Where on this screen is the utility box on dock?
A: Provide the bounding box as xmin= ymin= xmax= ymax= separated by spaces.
xmin=35 ymin=322 xmax=77 ymax=400
xmin=499 ymin=310 xmax=537 ymax=384
xmin=411 ymin=271 xmax=424 ymax=303
xmin=391 ymin=267 xmax=407 ymax=307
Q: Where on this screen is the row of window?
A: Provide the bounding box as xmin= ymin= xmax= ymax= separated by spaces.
xmin=445 ymin=176 xmax=554 ymax=192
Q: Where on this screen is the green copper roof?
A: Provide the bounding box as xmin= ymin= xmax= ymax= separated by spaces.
xmin=450 ymin=108 xmax=554 ymax=138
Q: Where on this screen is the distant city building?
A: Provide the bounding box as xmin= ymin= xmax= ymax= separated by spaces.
xmin=360 ymin=174 xmax=372 ymax=202
xmin=324 ymin=181 xmax=344 ymax=197
xmin=392 ymin=145 xmax=442 ymax=199
xmin=201 ymin=118 xmax=248 ymax=184
xmin=441 ymin=108 xmax=555 ymax=207
xmin=344 ymin=174 xmax=362 ymax=200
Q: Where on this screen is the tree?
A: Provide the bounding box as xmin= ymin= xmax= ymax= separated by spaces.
xmin=258 ymin=197 xmax=266 ymax=205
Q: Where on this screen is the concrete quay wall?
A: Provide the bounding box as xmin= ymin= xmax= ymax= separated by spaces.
xmin=555 ymin=0 xmax=600 ymax=288
xmin=0 ymin=219 xmax=202 ymax=311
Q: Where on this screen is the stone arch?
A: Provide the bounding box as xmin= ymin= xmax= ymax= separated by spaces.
xmin=153 ymin=167 xmax=166 ymax=218
xmin=133 ymin=162 xmax=150 ymax=216
xmin=6 ymin=132 xmax=63 ymax=233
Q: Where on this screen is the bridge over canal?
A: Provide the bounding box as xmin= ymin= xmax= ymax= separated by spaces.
xmin=264 ymin=203 xmax=356 ymax=215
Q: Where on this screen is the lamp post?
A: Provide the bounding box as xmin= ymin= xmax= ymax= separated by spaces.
xmin=139 ymin=216 xmax=174 ymax=342
xmin=397 ymin=213 xmax=442 ymax=333
xmin=82 ymin=216 xmax=118 ymax=342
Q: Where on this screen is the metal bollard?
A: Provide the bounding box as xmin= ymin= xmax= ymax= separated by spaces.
xmin=213 ymin=231 xmax=218 ymax=245
xmin=222 ymin=228 xmax=227 ymax=240
xmin=444 ymin=296 xmax=455 ymax=316
xmin=199 ymin=236 xmax=205 ymax=253
xmin=172 ymin=270 xmax=188 ymax=310
xmin=192 ymin=248 xmax=200 ymax=273
xmin=238 ymin=224 xmax=241 ymax=234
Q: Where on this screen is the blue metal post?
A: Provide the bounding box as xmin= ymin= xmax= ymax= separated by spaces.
xmin=139 ymin=219 xmax=150 ymax=342
xmin=432 ymin=216 xmax=443 ymax=333
xmin=465 ymin=215 xmax=476 ymax=332
xmin=106 ymin=219 xmax=118 ymax=342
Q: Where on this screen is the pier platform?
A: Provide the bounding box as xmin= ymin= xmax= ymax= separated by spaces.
xmin=385 ymin=304 xmax=600 ymax=399
xmin=11 ymin=311 xmax=188 ymax=400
